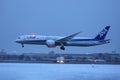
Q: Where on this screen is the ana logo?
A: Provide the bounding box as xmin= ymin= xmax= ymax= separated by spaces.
xmin=99 ymin=28 xmax=108 ymax=37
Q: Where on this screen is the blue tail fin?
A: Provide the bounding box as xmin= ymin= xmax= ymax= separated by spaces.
xmin=95 ymin=26 xmax=110 ymax=40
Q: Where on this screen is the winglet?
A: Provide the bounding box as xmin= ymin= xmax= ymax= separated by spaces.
xmin=95 ymin=26 xmax=110 ymax=40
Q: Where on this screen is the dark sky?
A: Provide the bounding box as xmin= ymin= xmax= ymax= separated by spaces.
xmin=0 ymin=0 xmax=120 ymax=53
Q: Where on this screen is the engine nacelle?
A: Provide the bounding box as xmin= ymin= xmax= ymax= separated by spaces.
xmin=46 ymin=40 xmax=56 ymax=48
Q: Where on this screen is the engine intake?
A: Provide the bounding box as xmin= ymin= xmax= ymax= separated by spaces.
xmin=46 ymin=40 xmax=56 ymax=48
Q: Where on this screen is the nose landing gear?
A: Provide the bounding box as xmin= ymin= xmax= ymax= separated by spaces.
xmin=22 ymin=44 xmax=24 ymax=48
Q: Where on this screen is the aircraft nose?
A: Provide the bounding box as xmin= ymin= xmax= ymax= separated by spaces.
xmin=15 ymin=39 xmax=18 ymax=43
xmin=15 ymin=36 xmax=22 ymax=43
xmin=15 ymin=39 xmax=21 ymax=43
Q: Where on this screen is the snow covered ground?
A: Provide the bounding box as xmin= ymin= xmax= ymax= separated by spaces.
xmin=0 ymin=63 xmax=119 ymax=80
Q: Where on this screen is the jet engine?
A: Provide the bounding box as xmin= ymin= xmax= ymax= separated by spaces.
xmin=46 ymin=40 xmax=56 ymax=48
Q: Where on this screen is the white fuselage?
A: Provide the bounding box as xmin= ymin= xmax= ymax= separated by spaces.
xmin=15 ymin=26 xmax=110 ymax=50
xmin=15 ymin=35 xmax=108 ymax=47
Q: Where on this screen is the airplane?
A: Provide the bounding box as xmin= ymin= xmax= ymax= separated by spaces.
xmin=15 ymin=26 xmax=110 ymax=50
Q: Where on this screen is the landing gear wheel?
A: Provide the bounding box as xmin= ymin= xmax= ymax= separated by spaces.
xmin=60 ymin=46 xmax=65 ymax=50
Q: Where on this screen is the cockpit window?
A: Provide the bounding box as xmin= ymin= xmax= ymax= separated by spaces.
xmin=18 ymin=37 xmax=20 ymax=39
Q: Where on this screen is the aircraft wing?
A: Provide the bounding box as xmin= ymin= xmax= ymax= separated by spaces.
xmin=56 ymin=32 xmax=80 ymax=42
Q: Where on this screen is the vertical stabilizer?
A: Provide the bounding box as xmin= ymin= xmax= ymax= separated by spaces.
xmin=95 ymin=26 xmax=110 ymax=40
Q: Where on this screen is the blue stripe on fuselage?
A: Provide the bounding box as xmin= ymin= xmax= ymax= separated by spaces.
xmin=20 ymin=39 xmax=100 ymax=45
xmin=22 ymin=39 xmax=99 ymax=43
xmin=20 ymin=40 xmax=46 ymax=44
xmin=69 ymin=39 xmax=99 ymax=41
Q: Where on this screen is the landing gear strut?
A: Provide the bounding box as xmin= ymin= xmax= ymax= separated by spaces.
xmin=60 ymin=43 xmax=65 ymax=50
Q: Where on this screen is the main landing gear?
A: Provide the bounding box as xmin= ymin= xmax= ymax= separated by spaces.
xmin=60 ymin=46 xmax=65 ymax=50
xmin=60 ymin=43 xmax=65 ymax=50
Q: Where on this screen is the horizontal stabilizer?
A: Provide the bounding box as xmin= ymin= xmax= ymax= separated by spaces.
xmin=100 ymin=39 xmax=110 ymax=43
